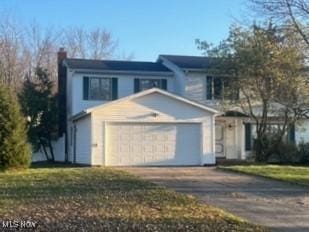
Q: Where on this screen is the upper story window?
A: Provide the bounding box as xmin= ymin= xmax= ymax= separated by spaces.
xmin=83 ymin=76 xmax=118 ymax=101
xmin=134 ymin=78 xmax=167 ymax=93
xmin=206 ymin=76 xmax=239 ymax=101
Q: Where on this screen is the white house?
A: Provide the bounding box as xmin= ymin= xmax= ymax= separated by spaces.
xmin=33 ymin=49 xmax=309 ymax=166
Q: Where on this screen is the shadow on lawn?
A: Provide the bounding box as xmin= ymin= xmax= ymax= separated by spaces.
xmin=30 ymin=161 xmax=84 ymax=169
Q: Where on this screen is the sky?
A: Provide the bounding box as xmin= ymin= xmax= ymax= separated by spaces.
xmin=0 ymin=0 xmax=247 ymax=61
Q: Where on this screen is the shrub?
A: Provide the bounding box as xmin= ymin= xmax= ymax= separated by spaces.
xmin=275 ymin=142 xmax=299 ymax=164
xmin=298 ymin=142 xmax=309 ymax=164
xmin=0 ymin=84 xmax=31 ymax=169
xmin=254 ymin=134 xmax=299 ymax=164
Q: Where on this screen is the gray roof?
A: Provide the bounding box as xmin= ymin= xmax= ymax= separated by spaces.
xmin=159 ymin=55 xmax=216 ymax=70
xmin=64 ymin=58 xmax=172 ymax=72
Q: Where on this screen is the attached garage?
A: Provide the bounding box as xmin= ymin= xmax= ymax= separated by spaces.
xmin=72 ymin=88 xmax=218 ymax=166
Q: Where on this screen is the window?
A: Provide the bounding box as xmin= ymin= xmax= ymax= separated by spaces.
xmin=140 ymin=79 xmax=161 ymax=90
xmin=134 ymin=78 xmax=167 ymax=93
xmin=83 ymin=77 xmax=118 ymax=101
xmin=214 ymin=77 xmax=223 ymax=99
xmin=89 ymin=77 xmax=112 ymax=100
xmin=206 ymin=76 xmax=239 ymax=100
xmin=206 ymin=76 xmax=223 ymax=100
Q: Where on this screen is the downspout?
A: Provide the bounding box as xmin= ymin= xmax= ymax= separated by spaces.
xmin=73 ymin=124 xmax=77 ymax=163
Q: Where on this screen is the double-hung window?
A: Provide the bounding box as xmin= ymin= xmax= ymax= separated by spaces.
xmin=206 ymin=76 xmax=223 ymax=100
xmin=83 ymin=77 xmax=118 ymax=101
xmin=206 ymin=76 xmax=239 ymax=101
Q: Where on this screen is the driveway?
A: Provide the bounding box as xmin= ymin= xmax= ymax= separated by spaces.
xmin=122 ymin=167 xmax=309 ymax=232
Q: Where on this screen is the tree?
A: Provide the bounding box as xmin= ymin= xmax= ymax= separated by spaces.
xmin=19 ymin=67 xmax=58 ymax=161
xmin=0 ymin=14 xmax=125 ymax=89
xmin=61 ymin=27 xmax=118 ymax=59
xmin=197 ymin=23 xmax=309 ymax=161
xmin=0 ymin=83 xmax=31 ymax=169
xmin=249 ymin=0 xmax=309 ymax=48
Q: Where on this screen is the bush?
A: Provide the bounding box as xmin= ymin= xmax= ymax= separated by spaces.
xmin=274 ymin=142 xmax=299 ymax=164
xmin=298 ymin=142 xmax=309 ymax=164
xmin=0 ymin=84 xmax=31 ymax=169
xmin=254 ymin=134 xmax=299 ymax=164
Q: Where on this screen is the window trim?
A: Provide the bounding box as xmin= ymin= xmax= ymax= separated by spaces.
xmin=87 ymin=77 xmax=113 ymax=101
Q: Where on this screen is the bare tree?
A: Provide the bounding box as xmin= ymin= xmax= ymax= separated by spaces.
xmin=0 ymin=14 xmax=127 ymax=89
xmin=23 ymin=23 xmax=60 ymax=82
xmin=0 ymin=16 xmax=25 ymax=88
xmin=249 ymin=0 xmax=309 ymax=47
xmin=61 ymin=27 xmax=118 ymax=59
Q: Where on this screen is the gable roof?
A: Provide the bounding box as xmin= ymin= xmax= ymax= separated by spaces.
xmin=159 ymin=54 xmax=216 ymax=70
xmin=72 ymin=88 xmax=219 ymax=121
xmin=64 ymin=58 xmax=172 ymax=73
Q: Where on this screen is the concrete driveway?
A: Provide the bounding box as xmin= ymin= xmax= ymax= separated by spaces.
xmin=123 ymin=167 xmax=309 ymax=232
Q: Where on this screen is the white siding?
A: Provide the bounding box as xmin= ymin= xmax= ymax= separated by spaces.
xmin=69 ymin=72 xmax=176 ymax=115
xmin=159 ymin=57 xmax=186 ymax=95
xmin=32 ymin=136 xmax=65 ymax=162
xmin=183 ymin=71 xmax=225 ymax=109
xmin=296 ymin=119 xmax=309 ymax=144
xmin=89 ymin=92 xmax=216 ymax=166
xmin=75 ymin=115 xmax=92 ymax=165
xmin=185 ymin=72 xmax=206 ymax=103
xmin=92 ymin=92 xmax=212 ymax=122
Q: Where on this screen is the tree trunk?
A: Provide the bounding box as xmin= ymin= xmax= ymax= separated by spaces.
xmin=39 ymin=137 xmax=50 ymax=161
xmin=47 ymin=138 xmax=55 ymax=162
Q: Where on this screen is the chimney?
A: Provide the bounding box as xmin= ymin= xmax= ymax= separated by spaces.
xmin=57 ymin=48 xmax=68 ymax=161
xmin=57 ymin=47 xmax=67 ymax=64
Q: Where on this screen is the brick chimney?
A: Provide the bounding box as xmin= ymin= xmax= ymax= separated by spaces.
xmin=57 ymin=48 xmax=68 ymax=161
xmin=57 ymin=47 xmax=67 ymax=63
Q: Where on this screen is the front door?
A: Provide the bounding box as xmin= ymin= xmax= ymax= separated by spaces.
xmin=215 ymin=122 xmax=225 ymax=158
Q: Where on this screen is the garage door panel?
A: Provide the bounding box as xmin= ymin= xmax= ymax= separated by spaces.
xmin=106 ymin=123 xmax=201 ymax=166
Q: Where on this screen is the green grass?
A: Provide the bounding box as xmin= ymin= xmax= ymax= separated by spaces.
xmin=220 ymin=165 xmax=309 ymax=187
xmin=0 ymin=164 xmax=266 ymax=231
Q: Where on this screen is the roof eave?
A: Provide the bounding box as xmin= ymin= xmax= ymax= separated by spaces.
xmin=70 ymin=68 xmax=174 ymax=76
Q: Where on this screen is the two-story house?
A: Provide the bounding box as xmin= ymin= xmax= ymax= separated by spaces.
xmin=34 ymin=48 xmax=309 ymax=166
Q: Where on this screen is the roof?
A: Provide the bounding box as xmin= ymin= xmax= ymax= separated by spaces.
xmin=222 ymin=110 xmax=248 ymax=117
xmin=72 ymin=88 xmax=220 ymax=121
xmin=64 ymin=58 xmax=172 ymax=73
xmin=159 ymin=55 xmax=217 ymax=70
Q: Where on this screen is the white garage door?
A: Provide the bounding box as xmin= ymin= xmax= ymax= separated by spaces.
xmin=106 ymin=122 xmax=201 ymax=166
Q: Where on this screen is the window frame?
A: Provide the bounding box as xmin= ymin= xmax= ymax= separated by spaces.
xmin=139 ymin=79 xmax=163 ymax=91
xmin=206 ymin=76 xmax=239 ymax=101
xmin=87 ymin=77 xmax=113 ymax=101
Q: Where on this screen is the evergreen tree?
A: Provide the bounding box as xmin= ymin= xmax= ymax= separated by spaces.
xmin=0 ymin=84 xmax=31 ymax=169
xmin=19 ymin=67 xmax=58 ymax=161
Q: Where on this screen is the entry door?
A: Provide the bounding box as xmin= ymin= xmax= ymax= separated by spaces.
xmin=215 ymin=122 xmax=225 ymax=158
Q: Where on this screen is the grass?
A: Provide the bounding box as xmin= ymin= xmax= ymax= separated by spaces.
xmin=220 ymin=165 xmax=309 ymax=187
xmin=0 ymin=163 xmax=266 ymax=231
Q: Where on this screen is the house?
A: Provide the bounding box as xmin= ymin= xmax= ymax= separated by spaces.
xmin=33 ymin=48 xmax=309 ymax=165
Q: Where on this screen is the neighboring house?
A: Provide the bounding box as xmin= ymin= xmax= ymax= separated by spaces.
xmin=33 ymin=48 xmax=309 ymax=165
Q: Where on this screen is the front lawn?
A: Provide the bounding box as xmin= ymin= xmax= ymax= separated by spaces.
xmin=220 ymin=165 xmax=309 ymax=187
xmin=0 ymin=164 xmax=265 ymax=231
